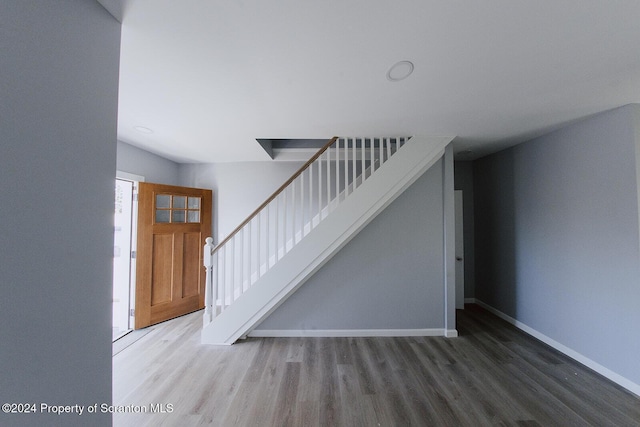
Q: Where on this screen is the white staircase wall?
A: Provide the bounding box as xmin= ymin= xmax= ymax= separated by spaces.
xmin=201 ymin=136 xmax=453 ymax=345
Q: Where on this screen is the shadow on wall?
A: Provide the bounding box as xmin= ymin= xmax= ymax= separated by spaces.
xmin=473 ymin=149 xmax=518 ymax=317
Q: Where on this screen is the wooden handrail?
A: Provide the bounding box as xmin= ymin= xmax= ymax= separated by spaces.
xmin=212 ymin=136 xmax=339 ymax=254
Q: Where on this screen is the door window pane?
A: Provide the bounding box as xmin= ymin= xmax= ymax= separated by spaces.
xmin=188 ymin=211 xmax=200 ymax=223
xmin=172 ymin=210 xmax=186 ymax=223
xmin=173 ymin=196 xmax=186 ymax=209
xmin=155 ymin=210 xmax=170 ymax=223
xmin=188 ymin=197 xmax=200 ymax=209
xmin=156 ymin=194 xmax=171 ymax=209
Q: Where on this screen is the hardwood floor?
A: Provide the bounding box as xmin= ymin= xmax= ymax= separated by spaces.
xmin=112 ymin=305 xmax=640 ymax=426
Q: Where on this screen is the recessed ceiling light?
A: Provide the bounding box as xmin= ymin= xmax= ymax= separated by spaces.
xmin=387 ymin=60 xmax=414 ymax=82
xmin=133 ymin=126 xmax=153 ymax=134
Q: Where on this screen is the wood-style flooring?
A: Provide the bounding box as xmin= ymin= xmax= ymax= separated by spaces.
xmin=112 ymin=304 xmax=640 ymax=426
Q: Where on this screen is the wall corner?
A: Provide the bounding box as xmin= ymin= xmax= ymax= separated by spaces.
xmin=443 ymin=143 xmax=456 ymax=331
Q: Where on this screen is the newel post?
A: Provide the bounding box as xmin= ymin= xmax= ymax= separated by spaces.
xmin=203 ymin=237 xmax=215 ymax=326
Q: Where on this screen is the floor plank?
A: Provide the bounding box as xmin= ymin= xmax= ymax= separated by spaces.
xmin=113 ymin=305 xmax=640 ymax=426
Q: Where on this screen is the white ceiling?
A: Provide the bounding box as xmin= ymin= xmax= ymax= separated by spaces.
xmin=106 ymin=0 xmax=640 ymax=163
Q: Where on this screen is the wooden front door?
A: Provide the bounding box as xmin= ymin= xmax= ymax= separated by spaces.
xmin=135 ymin=183 xmax=212 ymax=329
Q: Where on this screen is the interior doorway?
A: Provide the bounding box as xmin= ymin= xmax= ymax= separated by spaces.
xmin=455 ymin=190 xmax=465 ymax=310
xmin=113 ymin=178 xmax=137 ymax=341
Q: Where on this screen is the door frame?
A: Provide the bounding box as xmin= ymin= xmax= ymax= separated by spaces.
xmin=114 ymin=171 xmax=144 ymax=339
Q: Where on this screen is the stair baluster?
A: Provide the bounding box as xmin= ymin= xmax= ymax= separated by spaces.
xmin=203 ymin=136 xmax=410 ymax=326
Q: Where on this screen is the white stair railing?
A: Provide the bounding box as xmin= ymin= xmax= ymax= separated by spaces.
xmin=203 ymin=136 xmax=409 ymax=326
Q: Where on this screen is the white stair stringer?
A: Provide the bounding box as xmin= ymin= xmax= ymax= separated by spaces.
xmin=201 ymin=135 xmax=453 ymax=345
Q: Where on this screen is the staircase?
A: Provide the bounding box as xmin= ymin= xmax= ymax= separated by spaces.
xmin=201 ymin=135 xmax=453 ymax=344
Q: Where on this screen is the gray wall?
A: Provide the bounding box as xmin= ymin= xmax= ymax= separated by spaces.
xmin=179 ymin=161 xmax=304 ymax=242
xmin=474 ymin=104 xmax=640 ymax=386
xmin=117 ymin=141 xmax=180 ymax=185
xmin=256 ymin=159 xmax=446 ymax=331
xmin=0 ymin=1 xmax=120 ymax=426
xmin=454 ymin=160 xmax=475 ymax=298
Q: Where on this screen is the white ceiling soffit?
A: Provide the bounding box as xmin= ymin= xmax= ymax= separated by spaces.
xmin=115 ymin=0 xmax=640 ymax=163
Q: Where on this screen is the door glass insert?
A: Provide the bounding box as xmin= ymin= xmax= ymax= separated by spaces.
xmin=188 ymin=197 xmax=200 ymax=209
xmin=155 ymin=193 xmax=201 ymax=224
xmin=173 ymin=196 xmax=186 ymax=209
xmin=156 ymin=194 xmax=171 ymax=209
xmin=172 ymin=210 xmax=186 ymax=223
xmin=188 ymin=211 xmax=200 ymax=223
xmin=156 ymin=210 xmax=171 ymax=223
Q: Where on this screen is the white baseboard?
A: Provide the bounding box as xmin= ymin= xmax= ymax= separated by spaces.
xmin=248 ymin=328 xmax=449 ymax=338
xmin=464 ymin=298 xmax=476 ymax=304
xmin=445 ymin=329 xmax=458 ymax=338
xmin=474 ymin=300 xmax=640 ymax=397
